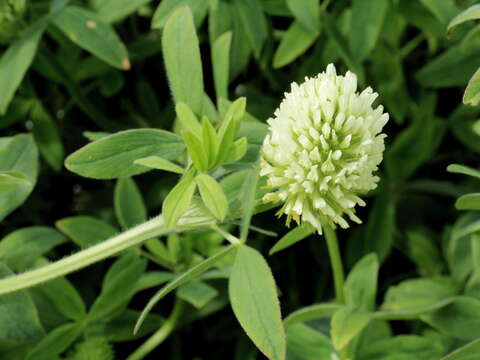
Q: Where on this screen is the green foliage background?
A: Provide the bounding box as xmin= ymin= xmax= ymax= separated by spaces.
xmin=2 ymin=0 xmax=480 ymax=359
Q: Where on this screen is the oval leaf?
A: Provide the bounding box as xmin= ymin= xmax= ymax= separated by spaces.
xmin=162 ymin=176 xmax=197 ymax=228
xmin=114 ymin=177 xmax=147 ymax=229
xmin=65 ymin=129 xmax=184 ymax=179
xmin=195 ymin=174 xmax=228 ymax=221
xmin=52 ymin=6 xmax=130 ymax=70
xmin=229 ymin=245 xmax=286 ymax=360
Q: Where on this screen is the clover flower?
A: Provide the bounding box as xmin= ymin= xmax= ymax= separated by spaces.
xmin=260 ymin=64 xmax=388 ymax=234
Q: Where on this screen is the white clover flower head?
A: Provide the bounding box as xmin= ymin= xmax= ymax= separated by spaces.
xmin=260 ymin=64 xmax=388 ymax=234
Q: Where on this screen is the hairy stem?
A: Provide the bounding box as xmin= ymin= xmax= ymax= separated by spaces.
xmin=0 ymin=215 xmax=212 ymax=296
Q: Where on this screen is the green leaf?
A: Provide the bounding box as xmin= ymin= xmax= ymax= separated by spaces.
xmin=447 ymin=212 xmax=480 ymax=281
xmin=52 ymin=6 xmax=130 ymax=70
xmin=284 ymin=303 xmax=341 ymax=327
xmin=344 ymin=253 xmax=379 ymax=310
xmin=331 ymin=306 xmax=372 ymax=350
xmin=182 ymin=130 xmax=208 ymax=172
xmin=202 ymin=116 xmax=219 ymax=167
xmin=89 ymin=253 xmax=146 ymax=320
xmin=0 ymin=263 xmax=44 ymax=346
xmin=162 ymin=6 xmax=204 ymax=115
xmin=441 ymin=339 xmax=480 ymax=360
xmin=361 ymin=335 xmax=446 ymax=360
xmin=103 ymin=310 xmax=164 ymax=342
xmin=91 ymin=0 xmax=152 ymax=23
xmin=380 ymin=277 xmax=458 ymax=317
xmin=234 ymin=0 xmax=268 ymax=59
xmin=447 ymin=164 xmax=480 ymax=179
xmin=30 ymin=101 xmax=64 ymax=171
xmin=55 ymin=216 xmax=117 ymax=247
xmin=286 ymin=0 xmax=319 ymax=33
xmin=151 ymin=0 xmax=208 ymax=29
xmin=25 ymin=322 xmax=82 ymax=360
xmin=227 ymin=137 xmax=248 ymax=163
xmin=0 ymin=172 xmax=34 ymax=223
xmin=0 ymin=227 xmax=66 ymax=270
xmin=162 ymin=176 xmax=197 ymax=228
xmin=212 ymin=31 xmax=232 ymax=100
xmin=239 ymin=168 xmax=260 ymax=241
xmin=229 ymin=245 xmax=286 ymax=360
xmin=0 ymin=134 xmax=39 ymax=220
xmin=195 ymin=174 xmax=228 ymax=221
xmin=406 ymin=230 xmax=444 ymax=277
xmin=65 ymin=129 xmax=184 ymax=179
xmin=114 ymin=177 xmax=147 ymax=229
xmin=215 ymin=97 xmax=246 ymax=167
xmin=135 ymin=245 xmax=235 ymax=333
xmin=0 ymin=19 xmax=46 ymax=115
xmin=447 ymin=4 xmax=480 ymax=34
xmin=464 ymin=68 xmax=480 ymax=106
xmin=422 ymin=296 xmax=480 ymax=340
xmin=456 ymin=193 xmax=480 ymax=210
xmin=134 ymin=156 xmax=185 ymax=174
xmin=416 ymin=40 xmax=480 ymax=88
xmin=269 ymin=223 xmax=315 ymax=255
xmin=321 ymin=10 xmax=364 ymax=83
xmin=175 ymin=102 xmax=202 ymax=135
xmin=349 ymin=0 xmax=389 ymax=61
xmin=361 ymin=192 xmax=396 ymax=263
xmin=33 ymin=259 xmax=86 ymax=321
xmin=0 ymin=134 xmax=38 ymax=183
xmin=273 ymin=20 xmax=318 ymax=69
xmin=286 ymin=323 xmax=334 ymax=359
xmin=177 ymin=280 xmax=218 ymax=308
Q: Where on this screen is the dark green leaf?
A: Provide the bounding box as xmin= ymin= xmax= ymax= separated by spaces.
xmin=0 ymin=227 xmax=66 ymax=270
xmin=30 ymin=101 xmax=64 ymax=171
xmin=0 ymin=263 xmax=44 ymax=346
xmin=234 ymin=0 xmax=268 ymax=59
xmin=441 ymin=339 xmax=480 ymax=360
xmin=135 ymin=245 xmax=235 ymax=333
xmin=53 ymin=6 xmax=130 ymax=70
xmin=92 ymin=0 xmax=152 ymax=23
xmin=25 ymin=323 xmax=81 ymax=360
xmin=89 ymin=253 xmax=146 ymax=320
xmin=349 ymin=0 xmax=388 ymax=61
xmin=273 ymin=21 xmax=318 ymax=69
xmin=0 ymin=20 xmax=46 ymax=114
xmin=286 ymin=0 xmax=319 ymax=33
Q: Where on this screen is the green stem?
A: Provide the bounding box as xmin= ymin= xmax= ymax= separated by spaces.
xmin=0 ymin=215 xmax=213 ymax=296
xmin=127 ymin=300 xmax=184 ymax=360
xmin=324 ymin=225 xmax=345 ymax=304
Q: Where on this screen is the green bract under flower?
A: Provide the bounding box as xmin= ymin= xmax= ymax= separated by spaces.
xmin=260 ymin=64 xmax=388 ymax=234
